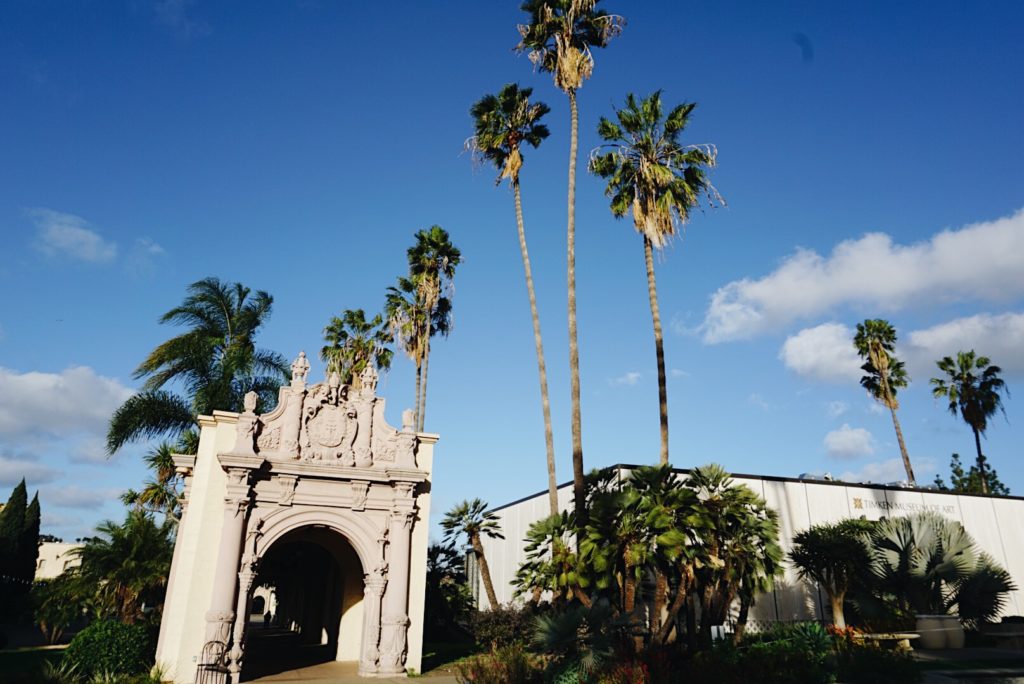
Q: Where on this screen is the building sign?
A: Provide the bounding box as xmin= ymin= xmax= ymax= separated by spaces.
xmin=850 ymin=496 xmax=956 ymax=516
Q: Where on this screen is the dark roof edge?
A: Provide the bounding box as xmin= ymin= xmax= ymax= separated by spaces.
xmin=489 ymin=463 xmax=1024 ymax=513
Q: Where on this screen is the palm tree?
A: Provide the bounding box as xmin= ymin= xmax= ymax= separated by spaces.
xmin=106 ymin=277 xmax=288 ymax=454
xmin=590 ymin=91 xmax=721 ymax=464
xmin=854 ymin=319 xmax=915 ymax=484
xmin=517 ymin=0 xmax=624 ymax=524
xmin=469 ymin=83 xmax=559 ymax=515
xmin=320 ymin=308 xmax=393 ymax=389
xmin=385 ymin=276 xmax=452 ymax=431
xmin=120 ymin=442 xmax=182 ymax=522
xmin=441 ymin=498 xmax=504 ymax=610
xmin=931 ymin=351 xmax=1009 ymax=495
xmin=70 ymin=510 xmax=174 ymax=623
xmin=406 ymin=227 xmax=461 ymax=431
xmin=790 ymin=519 xmax=875 ymax=630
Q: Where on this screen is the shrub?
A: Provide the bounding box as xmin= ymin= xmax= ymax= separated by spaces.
xmin=454 ymin=645 xmax=543 ymax=684
xmin=471 ymin=605 xmax=537 ymax=650
xmin=835 ymin=644 xmax=920 ymax=684
xmin=64 ymin=620 xmax=153 ymax=678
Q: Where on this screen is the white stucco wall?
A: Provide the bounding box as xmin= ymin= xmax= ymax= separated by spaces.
xmin=480 ymin=466 xmax=1024 ymax=620
xmin=34 ymin=542 xmax=82 ymax=580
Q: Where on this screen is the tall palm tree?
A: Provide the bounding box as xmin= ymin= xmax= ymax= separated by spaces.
xmin=385 ymin=276 xmax=452 ymax=431
xmin=931 ymin=351 xmax=1009 ymax=495
xmin=441 ymin=499 xmax=504 ymax=610
xmin=469 ymin=83 xmax=559 ymax=515
xmin=320 ymin=308 xmax=394 ymax=389
xmin=406 ymin=227 xmax=461 ymax=431
xmin=106 ymin=277 xmax=288 ymax=454
xmin=518 ymin=0 xmax=623 ymax=525
xmin=590 ymin=91 xmax=721 ymax=465
xmin=854 ymin=319 xmax=915 ymax=484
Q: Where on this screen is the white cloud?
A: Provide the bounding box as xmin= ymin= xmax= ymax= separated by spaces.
xmin=839 ymin=456 xmax=936 ymax=485
xmin=0 ymin=455 xmax=59 ymax=486
xmin=609 ymin=371 xmax=642 ymax=387
xmin=748 ymin=393 xmax=770 ymax=411
xmin=824 ymin=424 xmax=875 ymax=459
xmin=670 ymin=368 xmax=689 ymax=379
xmin=826 ymin=401 xmax=849 ymax=418
xmin=69 ymin=436 xmax=118 ymax=464
xmin=701 ymin=209 xmax=1024 ymax=343
xmin=29 ymin=208 xmax=118 ymax=263
xmin=780 ymin=323 xmax=862 ymax=382
xmin=40 ymin=484 xmax=121 ymax=510
xmin=904 ymin=312 xmax=1024 ymax=376
xmin=124 ymin=238 xmax=166 ymax=276
xmin=0 ymin=366 xmax=134 ymax=438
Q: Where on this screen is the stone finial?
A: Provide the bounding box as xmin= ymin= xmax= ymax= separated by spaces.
xmin=401 ymin=409 xmax=415 ymax=432
xmin=243 ymin=391 xmax=258 ymax=414
xmin=291 ymin=351 xmax=310 ymax=388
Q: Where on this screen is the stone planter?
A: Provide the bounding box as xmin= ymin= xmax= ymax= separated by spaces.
xmin=916 ymin=615 xmax=945 ymax=649
xmin=916 ymin=614 xmax=965 ymax=649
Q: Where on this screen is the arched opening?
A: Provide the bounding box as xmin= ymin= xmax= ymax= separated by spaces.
xmin=241 ymin=525 xmax=364 ymax=681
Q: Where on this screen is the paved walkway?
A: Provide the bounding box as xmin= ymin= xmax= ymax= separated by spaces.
xmin=247 ymin=661 xmax=458 ymax=683
xmin=916 ymin=647 xmax=1024 ymax=684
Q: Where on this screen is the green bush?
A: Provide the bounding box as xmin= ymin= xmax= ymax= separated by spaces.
xmin=63 ymin=620 xmax=153 ymax=678
xmin=454 ymin=645 xmax=543 ymax=684
xmin=471 ymin=606 xmax=538 ymax=650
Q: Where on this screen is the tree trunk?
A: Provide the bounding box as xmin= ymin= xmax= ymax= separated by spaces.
xmin=414 ymin=360 xmax=422 ymax=430
xmin=829 ymin=592 xmax=847 ymax=630
xmin=644 ymin=236 xmax=669 ymax=465
xmin=566 ymin=88 xmax=586 ymax=527
xmin=514 ymin=178 xmax=559 ymax=516
xmin=657 ymin=577 xmax=689 ymax=645
xmin=419 ymin=337 xmax=431 ymax=432
xmin=973 ymin=427 xmax=988 ymax=495
xmin=881 ymin=371 xmax=915 ymax=484
xmin=650 ymin=569 xmax=667 ymax=637
xmin=471 ymin=534 xmax=499 ymax=610
xmin=733 ymin=597 xmax=750 ymax=646
xmin=685 ymin=593 xmax=698 ymax=651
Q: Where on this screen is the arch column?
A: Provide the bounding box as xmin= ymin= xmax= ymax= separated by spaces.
xmin=378 ymin=482 xmax=417 ymax=676
xmin=204 ymin=456 xmax=260 ymax=650
xmin=358 ymin=566 xmax=387 ymax=676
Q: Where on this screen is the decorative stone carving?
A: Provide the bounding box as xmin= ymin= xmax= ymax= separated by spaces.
xmin=290 ymin=351 xmax=310 ymax=388
xmin=277 ymin=475 xmax=298 ymax=506
xmin=350 ymin=480 xmax=370 ymax=511
xmin=379 ymin=613 xmax=411 ymax=674
xmin=205 ymin=609 xmax=234 ymax=644
xmin=236 ymin=349 xmax=417 ymax=469
xmin=233 ymin=391 xmax=260 ymax=456
xmin=359 ymin=565 xmax=388 ymax=676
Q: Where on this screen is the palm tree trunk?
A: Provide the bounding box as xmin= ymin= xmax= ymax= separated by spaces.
xmin=471 ymin=534 xmax=499 ymax=610
xmin=881 ymin=372 xmax=915 ymax=484
xmin=650 ymin=570 xmax=667 ymax=637
xmin=419 ymin=337 xmax=431 ymax=432
xmin=566 ymin=87 xmax=586 ymax=527
xmin=973 ymin=427 xmax=988 ymax=495
xmin=414 ymin=360 xmax=422 ymax=430
xmin=644 ymin=236 xmax=669 ymax=464
xmin=657 ymin=580 xmax=689 ymax=645
xmin=514 ymin=178 xmax=559 ymax=516
xmin=829 ymin=592 xmax=847 ymax=630
xmin=733 ymin=597 xmax=750 ymax=645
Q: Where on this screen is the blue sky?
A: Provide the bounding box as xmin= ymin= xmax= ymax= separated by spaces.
xmin=1 ymin=1 xmax=1022 ymax=540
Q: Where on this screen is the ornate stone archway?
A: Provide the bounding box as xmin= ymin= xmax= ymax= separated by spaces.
xmin=156 ymin=354 xmax=438 ymax=682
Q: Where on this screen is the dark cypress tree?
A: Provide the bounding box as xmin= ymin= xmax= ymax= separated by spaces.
xmin=19 ymin=493 xmax=41 ymax=583
xmin=0 ymin=479 xmax=29 ymax=577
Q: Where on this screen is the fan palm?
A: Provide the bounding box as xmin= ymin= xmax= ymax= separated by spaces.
xmin=590 ymin=91 xmax=721 ymax=464
xmin=385 ymin=276 xmax=452 ymax=430
xmin=517 ymin=0 xmax=623 ymax=525
xmin=441 ymin=499 xmax=504 ymax=610
xmin=406 ymin=227 xmax=461 ymax=431
xmin=854 ymin=319 xmax=915 ymax=484
xmin=514 ymin=511 xmax=590 ymax=608
xmin=70 ymin=509 xmax=174 ymax=623
xmin=320 ymin=308 xmax=393 ymax=388
xmin=931 ymin=351 xmax=1009 ymax=495
xmin=106 ymin=277 xmax=288 ymax=454
xmin=469 ymin=83 xmax=560 ymax=515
